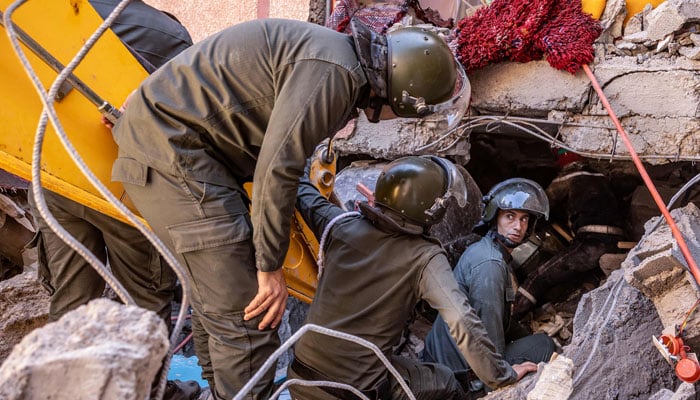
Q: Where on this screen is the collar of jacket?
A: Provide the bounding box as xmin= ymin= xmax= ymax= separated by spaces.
xmin=486 ymin=229 xmax=515 ymax=263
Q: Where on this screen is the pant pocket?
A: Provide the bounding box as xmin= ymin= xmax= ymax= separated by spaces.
xmin=167 ymin=213 xmax=257 ymax=314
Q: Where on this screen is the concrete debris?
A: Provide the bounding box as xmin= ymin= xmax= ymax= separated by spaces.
xmin=644 ymin=0 xmax=700 ymax=42
xmin=0 ymin=298 xmax=169 ymax=400
xmin=526 ymin=354 xmax=574 ymax=400
xmin=649 ymin=382 xmax=698 ymax=399
xmin=624 ymin=202 xmax=700 ymax=349
xmin=0 ymin=272 xmax=49 ymax=364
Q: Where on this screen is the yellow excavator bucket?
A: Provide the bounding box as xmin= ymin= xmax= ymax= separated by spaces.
xmin=0 ymin=0 xmax=324 ymax=303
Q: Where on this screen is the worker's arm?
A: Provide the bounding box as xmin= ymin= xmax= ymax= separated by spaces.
xmin=459 ymin=257 xmax=510 ymax=354
xmin=295 ymin=173 xmax=345 ymax=239
xmin=250 ymin=61 xmax=361 ymax=274
xmin=419 ymin=254 xmax=518 ymax=389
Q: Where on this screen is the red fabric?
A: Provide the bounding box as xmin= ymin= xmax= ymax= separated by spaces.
xmin=454 ymin=0 xmax=602 ymax=74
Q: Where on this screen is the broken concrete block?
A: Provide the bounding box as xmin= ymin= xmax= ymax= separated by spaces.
xmin=679 ymin=45 xmax=700 ymax=60
xmin=565 ymin=270 xmax=675 ymax=399
xmin=333 ymin=113 xmax=472 ymax=164
xmin=526 ymin=354 xmax=574 ymax=400
xmin=649 ymin=382 xmax=698 ymax=400
xmin=0 ymin=298 xmax=169 ymax=400
xmin=468 ymin=61 xmax=591 ymax=117
xmin=646 ymin=0 xmax=700 ymax=42
xmin=624 ymin=203 xmax=700 ymax=350
xmin=0 ymin=272 xmax=49 ymax=364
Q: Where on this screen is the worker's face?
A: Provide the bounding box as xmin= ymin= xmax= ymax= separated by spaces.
xmin=496 ymin=209 xmax=530 ymax=244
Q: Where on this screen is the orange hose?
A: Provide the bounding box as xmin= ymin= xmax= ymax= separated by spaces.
xmin=582 ymin=64 xmax=700 ymax=287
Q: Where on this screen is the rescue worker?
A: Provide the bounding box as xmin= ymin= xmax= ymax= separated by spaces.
xmin=512 ymin=158 xmax=626 ymax=319
xmin=423 ymin=178 xmax=556 ymax=397
xmin=26 ymin=1 xmax=197 ymax=399
xmin=287 ymin=156 xmax=536 ymax=400
xmin=110 ymin=17 xmax=470 ymax=400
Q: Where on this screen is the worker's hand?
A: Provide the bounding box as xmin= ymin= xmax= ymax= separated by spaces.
xmin=244 ymin=269 xmax=288 ymax=330
xmin=512 ymin=361 xmax=538 ymax=381
xmin=101 ymin=89 xmax=136 ymax=129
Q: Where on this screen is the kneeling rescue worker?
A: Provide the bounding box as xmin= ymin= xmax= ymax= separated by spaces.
xmin=288 ymin=156 xmax=536 ymax=400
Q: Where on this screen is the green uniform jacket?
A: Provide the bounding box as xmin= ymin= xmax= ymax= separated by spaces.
xmin=293 ymin=180 xmax=517 ymax=391
xmin=112 ymin=18 xmax=368 ymax=272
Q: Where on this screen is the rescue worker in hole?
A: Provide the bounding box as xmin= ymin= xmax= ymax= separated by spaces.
xmin=287 ymin=156 xmax=536 ymax=400
xmin=27 ymin=1 xmax=198 ymax=398
xmin=512 ymin=155 xmax=626 ymax=319
xmin=109 ymin=16 xmax=470 ymax=400
xmin=423 ymin=178 xmax=556 ymax=397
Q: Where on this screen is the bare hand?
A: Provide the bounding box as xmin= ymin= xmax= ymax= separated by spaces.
xmin=512 ymin=361 xmax=538 ymax=381
xmin=244 ymin=269 xmax=288 ymax=330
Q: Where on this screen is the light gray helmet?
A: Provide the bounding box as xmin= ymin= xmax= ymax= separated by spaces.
xmin=482 ymin=178 xmax=549 ymax=225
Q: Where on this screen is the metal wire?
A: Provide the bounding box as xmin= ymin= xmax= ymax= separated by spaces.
xmin=233 ymin=323 xmax=417 ymax=400
xmin=4 ymin=1 xmax=191 ymax=398
xmin=416 ymin=114 xmax=700 ymax=162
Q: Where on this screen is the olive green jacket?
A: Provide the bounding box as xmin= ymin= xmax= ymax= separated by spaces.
xmin=292 ymin=180 xmax=517 ymax=390
xmin=112 ymin=18 xmax=368 ymax=272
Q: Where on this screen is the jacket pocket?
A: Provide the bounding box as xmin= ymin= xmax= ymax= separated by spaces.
xmin=112 ymin=157 xmax=148 ymax=186
xmin=167 ymin=213 xmax=252 ymax=254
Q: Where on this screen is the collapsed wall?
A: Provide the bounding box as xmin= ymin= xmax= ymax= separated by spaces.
xmin=335 ymin=0 xmax=700 ymax=165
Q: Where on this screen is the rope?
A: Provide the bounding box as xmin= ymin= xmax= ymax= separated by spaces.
xmin=4 ymin=1 xmax=191 ymax=398
xmin=316 ymin=211 xmax=361 ymax=279
xmin=233 ymin=323 xmax=417 ymax=400
xmin=272 ymin=379 xmax=370 ymax=400
xmin=582 ymin=64 xmax=700 ymax=290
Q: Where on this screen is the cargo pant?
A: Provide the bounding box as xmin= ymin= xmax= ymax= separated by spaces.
xmin=28 ymin=189 xmax=175 ymax=324
xmin=116 ymin=159 xmax=279 ymax=400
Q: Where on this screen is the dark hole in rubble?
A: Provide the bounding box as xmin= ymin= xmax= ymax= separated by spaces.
xmin=345 ymin=131 xmax=700 ymax=359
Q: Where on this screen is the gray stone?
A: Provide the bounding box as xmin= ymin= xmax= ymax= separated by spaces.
xmin=0 ymin=298 xmax=169 ymax=400
xmin=624 ymin=203 xmax=700 ymax=350
xmin=646 ymin=0 xmax=700 ymax=42
xmin=468 ymin=61 xmax=591 ymax=117
xmin=679 ymin=45 xmax=700 ymax=60
xmin=0 ymin=272 xmax=49 ymax=364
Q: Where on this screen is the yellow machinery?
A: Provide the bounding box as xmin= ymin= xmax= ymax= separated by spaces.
xmin=0 ymin=0 xmax=325 ymax=303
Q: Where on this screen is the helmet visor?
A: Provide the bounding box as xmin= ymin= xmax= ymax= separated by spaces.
xmin=424 ymin=60 xmax=470 ymax=131
xmin=428 ymin=156 xmax=468 ymax=208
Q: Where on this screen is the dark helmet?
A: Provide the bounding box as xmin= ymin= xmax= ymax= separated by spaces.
xmin=482 ymin=178 xmax=549 ymax=233
xmin=351 ymin=18 xmax=470 ymax=127
xmin=374 ymin=155 xmax=468 ymax=226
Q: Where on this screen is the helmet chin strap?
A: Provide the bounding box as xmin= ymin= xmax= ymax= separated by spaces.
xmin=366 ymin=96 xmax=386 ymax=123
xmin=489 ymin=228 xmax=521 ymax=249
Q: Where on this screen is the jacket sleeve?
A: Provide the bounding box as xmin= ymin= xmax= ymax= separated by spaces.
xmin=419 ymin=255 xmax=517 ymax=389
xmin=251 ymin=61 xmax=361 ymax=272
xmin=295 ymin=176 xmax=345 ymax=239
xmin=459 ymin=257 xmax=509 ymax=354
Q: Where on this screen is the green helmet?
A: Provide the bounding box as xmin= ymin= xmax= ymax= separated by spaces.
xmin=351 ymin=18 xmax=470 ymax=128
xmin=374 ymin=155 xmax=468 ymax=226
xmin=482 ymin=178 xmax=550 ymax=227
